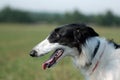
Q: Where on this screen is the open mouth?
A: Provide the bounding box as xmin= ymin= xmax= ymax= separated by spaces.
xmin=42 ymin=48 xmax=64 ymax=70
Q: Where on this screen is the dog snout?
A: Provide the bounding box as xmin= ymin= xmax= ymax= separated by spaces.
xmin=30 ymin=50 xmax=38 ymax=57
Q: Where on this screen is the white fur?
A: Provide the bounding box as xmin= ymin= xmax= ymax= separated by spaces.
xmin=73 ymin=37 xmax=120 ymax=80
xmin=33 ymin=37 xmax=120 ymax=80
xmin=33 ymin=38 xmax=62 ymax=56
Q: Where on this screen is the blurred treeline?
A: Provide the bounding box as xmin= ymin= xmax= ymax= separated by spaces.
xmin=0 ymin=7 xmax=120 ymax=26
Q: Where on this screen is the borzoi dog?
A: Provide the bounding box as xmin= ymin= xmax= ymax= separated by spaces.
xmin=30 ymin=23 xmax=120 ymax=80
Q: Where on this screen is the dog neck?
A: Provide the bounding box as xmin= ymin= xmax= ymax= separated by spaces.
xmin=72 ymin=37 xmax=110 ymax=75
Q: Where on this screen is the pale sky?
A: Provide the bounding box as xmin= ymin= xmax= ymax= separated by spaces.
xmin=0 ymin=0 xmax=120 ymax=15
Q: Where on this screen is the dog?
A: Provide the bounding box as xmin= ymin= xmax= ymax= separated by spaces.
xmin=30 ymin=23 xmax=120 ymax=80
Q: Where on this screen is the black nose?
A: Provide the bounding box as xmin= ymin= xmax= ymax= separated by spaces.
xmin=30 ymin=50 xmax=38 ymax=57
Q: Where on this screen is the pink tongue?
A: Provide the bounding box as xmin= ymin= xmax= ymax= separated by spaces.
xmin=42 ymin=49 xmax=64 ymax=70
xmin=42 ymin=58 xmax=54 ymax=70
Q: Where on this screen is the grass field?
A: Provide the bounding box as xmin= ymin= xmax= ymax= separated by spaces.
xmin=0 ymin=24 xmax=120 ymax=80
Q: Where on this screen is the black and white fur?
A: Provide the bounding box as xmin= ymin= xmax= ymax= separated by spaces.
xmin=30 ymin=23 xmax=120 ymax=80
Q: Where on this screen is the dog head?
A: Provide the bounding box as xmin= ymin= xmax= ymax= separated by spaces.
xmin=30 ymin=23 xmax=99 ymax=70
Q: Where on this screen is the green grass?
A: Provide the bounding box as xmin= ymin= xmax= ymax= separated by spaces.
xmin=0 ymin=24 xmax=120 ymax=80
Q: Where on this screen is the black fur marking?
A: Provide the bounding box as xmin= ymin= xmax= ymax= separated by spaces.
xmin=48 ymin=23 xmax=99 ymax=53
xmin=109 ymin=40 xmax=120 ymax=49
xmin=115 ymin=44 xmax=120 ymax=49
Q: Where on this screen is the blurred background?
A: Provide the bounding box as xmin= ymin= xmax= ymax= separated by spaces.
xmin=0 ymin=0 xmax=120 ymax=80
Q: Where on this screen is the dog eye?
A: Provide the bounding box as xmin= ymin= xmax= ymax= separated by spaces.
xmin=56 ymin=33 xmax=60 ymax=38
xmin=54 ymin=33 xmax=61 ymax=39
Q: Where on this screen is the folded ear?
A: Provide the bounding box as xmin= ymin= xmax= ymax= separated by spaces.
xmin=73 ymin=26 xmax=99 ymax=53
xmin=73 ymin=26 xmax=99 ymax=44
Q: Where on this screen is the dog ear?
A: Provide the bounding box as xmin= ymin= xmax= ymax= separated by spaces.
xmin=73 ymin=26 xmax=99 ymax=53
xmin=73 ymin=27 xmax=99 ymax=44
